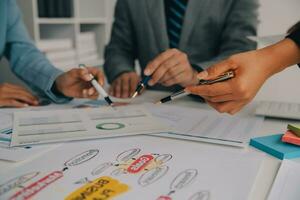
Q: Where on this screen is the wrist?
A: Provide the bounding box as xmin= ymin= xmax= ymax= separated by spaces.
xmin=259 ymin=39 xmax=300 ymax=77
xmin=52 ymin=78 xmax=65 ymax=97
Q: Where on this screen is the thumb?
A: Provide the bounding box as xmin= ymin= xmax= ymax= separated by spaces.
xmin=197 ymin=60 xmax=237 ymax=80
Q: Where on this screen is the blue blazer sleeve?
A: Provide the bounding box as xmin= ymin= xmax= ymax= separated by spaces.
xmin=3 ymin=0 xmax=71 ymax=103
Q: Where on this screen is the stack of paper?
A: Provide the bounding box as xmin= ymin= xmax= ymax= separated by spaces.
xmin=36 ymin=38 xmax=77 ymax=71
xmin=77 ymin=32 xmax=102 ymax=66
xmin=148 ymin=104 xmax=264 ymax=147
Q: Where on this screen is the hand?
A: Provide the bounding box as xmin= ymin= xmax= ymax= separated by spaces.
xmin=109 ymin=72 xmax=140 ymax=98
xmin=144 ymin=49 xmax=198 ymax=87
xmin=185 ymin=50 xmax=275 ymax=114
xmin=55 ymin=67 xmax=105 ymax=99
xmin=0 ymin=83 xmax=39 ymax=107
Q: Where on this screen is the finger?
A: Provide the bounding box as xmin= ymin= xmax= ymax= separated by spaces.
xmin=197 ymin=59 xmax=238 ymax=80
xmin=87 ymin=87 xmax=97 ymax=98
xmin=4 ymin=84 xmax=38 ymax=103
xmin=70 ymin=68 xmax=91 ymax=81
xmin=109 ymin=84 xmax=115 ymax=96
xmin=206 ymin=94 xmax=236 ymax=103
xmin=159 ymin=64 xmax=185 ymax=83
xmin=6 ymin=90 xmax=38 ymax=105
xmin=86 ymin=67 xmax=105 ymax=86
xmin=144 ymin=49 xmax=178 ymax=76
xmin=114 ymin=80 xmax=122 ymax=98
xmin=148 ymin=55 xmax=180 ymax=86
xmin=185 ymin=81 xmax=233 ymax=97
xmin=162 ymin=70 xmax=185 ymax=87
xmin=121 ymin=76 xmax=130 ymax=98
xmin=0 ymin=99 xmax=29 ymax=108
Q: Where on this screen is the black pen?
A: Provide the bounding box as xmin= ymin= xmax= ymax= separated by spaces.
xmin=132 ymin=76 xmax=151 ymax=98
xmin=156 ymin=71 xmax=235 ymax=104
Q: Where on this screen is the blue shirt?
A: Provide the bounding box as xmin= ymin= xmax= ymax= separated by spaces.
xmin=0 ymin=0 xmax=70 ymax=103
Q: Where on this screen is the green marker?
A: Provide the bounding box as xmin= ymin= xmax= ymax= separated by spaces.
xmin=287 ymin=124 xmax=300 ymax=137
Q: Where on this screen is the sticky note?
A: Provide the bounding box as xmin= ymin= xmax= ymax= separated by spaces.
xmin=282 ymin=130 xmax=300 ymax=146
xmin=250 ymin=134 xmax=300 ymax=160
xmin=287 ymin=124 xmax=300 ymax=137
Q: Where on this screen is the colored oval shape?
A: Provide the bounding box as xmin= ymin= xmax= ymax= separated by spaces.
xmin=138 ymin=166 xmax=169 ymax=187
xmin=0 ymin=172 xmax=39 ymax=196
xmin=155 ymin=154 xmax=172 ymax=163
xmin=170 ymin=169 xmax=198 ymax=191
xmin=127 ymin=154 xmax=154 ymax=174
xmin=116 ymin=148 xmax=141 ymax=162
xmin=91 ymin=162 xmax=113 ymax=176
xmin=64 ymin=149 xmax=99 ymax=167
xmin=188 ymin=191 xmax=210 ymax=200
xmin=157 ymin=196 xmax=172 ymax=200
xmin=9 ymin=171 xmax=63 ymax=200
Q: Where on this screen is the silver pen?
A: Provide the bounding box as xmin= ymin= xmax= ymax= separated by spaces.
xmin=156 ymin=71 xmax=235 ymax=104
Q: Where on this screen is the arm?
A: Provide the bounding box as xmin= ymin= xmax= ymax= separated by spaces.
xmin=103 ymin=0 xmax=137 ymax=83
xmin=198 ymin=0 xmax=259 ymax=68
xmin=4 ymin=0 xmax=70 ymax=103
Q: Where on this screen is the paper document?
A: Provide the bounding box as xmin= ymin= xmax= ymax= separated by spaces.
xmin=0 ymin=135 xmax=264 ymax=200
xmin=0 ymin=113 xmax=59 ymax=162
xmin=148 ymin=104 xmax=264 ymax=147
xmin=11 ymin=105 xmax=168 ymax=147
xmin=268 ymin=160 xmax=300 ymax=200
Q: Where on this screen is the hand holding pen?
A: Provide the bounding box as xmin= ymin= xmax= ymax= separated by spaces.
xmin=132 ymin=49 xmax=199 ymax=98
xmin=78 ymin=64 xmax=114 ymax=106
xmin=156 ymin=71 xmax=235 ymax=104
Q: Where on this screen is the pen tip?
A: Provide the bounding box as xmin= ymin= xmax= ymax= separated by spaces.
xmin=155 ymin=101 xmax=162 ymax=105
xmin=132 ymin=92 xmax=138 ymax=98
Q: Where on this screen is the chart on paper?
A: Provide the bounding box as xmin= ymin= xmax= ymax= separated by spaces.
xmin=10 ymin=105 xmax=168 ymax=147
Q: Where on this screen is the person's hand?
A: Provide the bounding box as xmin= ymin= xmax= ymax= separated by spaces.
xmin=109 ymin=72 xmax=140 ymax=98
xmin=55 ymin=67 xmax=105 ymax=99
xmin=185 ymin=50 xmax=275 ymax=114
xmin=144 ymin=49 xmax=198 ymax=87
xmin=0 ymin=83 xmax=39 ymax=107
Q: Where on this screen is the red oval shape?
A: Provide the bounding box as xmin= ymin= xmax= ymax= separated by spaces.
xmin=9 ymin=171 xmax=63 ymax=200
xmin=157 ymin=196 xmax=172 ymax=200
xmin=127 ymin=155 xmax=154 ymax=173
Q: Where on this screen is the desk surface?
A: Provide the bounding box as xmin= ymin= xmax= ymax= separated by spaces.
xmin=0 ymin=90 xmax=299 ymax=200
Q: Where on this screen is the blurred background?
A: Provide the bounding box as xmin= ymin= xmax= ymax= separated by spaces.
xmin=0 ymin=0 xmax=299 ymax=103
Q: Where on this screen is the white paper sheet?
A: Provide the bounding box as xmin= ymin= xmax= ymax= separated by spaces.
xmin=268 ymin=160 xmax=300 ymax=200
xmin=0 ymin=100 xmax=106 ymax=161
xmin=0 ymin=113 xmax=59 ymax=162
xmin=148 ymin=104 xmax=264 ymax=147
xmin=11 ymin=105 xmax=168 ymax=147
xmin=0 ymin=135 xmax=264 ymax=200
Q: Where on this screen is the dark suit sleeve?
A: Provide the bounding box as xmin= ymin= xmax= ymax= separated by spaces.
xmin=287 ymin=28 xmax=300 ymax=47
xmin=103 ymin=0 xmax=137 ymax=83
xmin=198 ymin=0 xmax=259 ymax=68
xmin=287 ymin=28 xmax=300 ymax=67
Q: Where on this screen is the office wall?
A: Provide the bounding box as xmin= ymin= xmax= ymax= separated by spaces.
xmin=1 ymin=0 xmax=299 ymax=102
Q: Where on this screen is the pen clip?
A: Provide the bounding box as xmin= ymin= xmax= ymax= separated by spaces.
xmin=198 ymin=71 xmax=235 ymax=85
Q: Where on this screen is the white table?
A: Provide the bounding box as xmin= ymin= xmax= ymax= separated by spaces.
xmin=0 ymin=90 xmax=299 ymax=200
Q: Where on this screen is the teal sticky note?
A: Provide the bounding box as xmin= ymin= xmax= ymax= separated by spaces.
xmin=250 ymin=134 xmax=300 ymax=160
